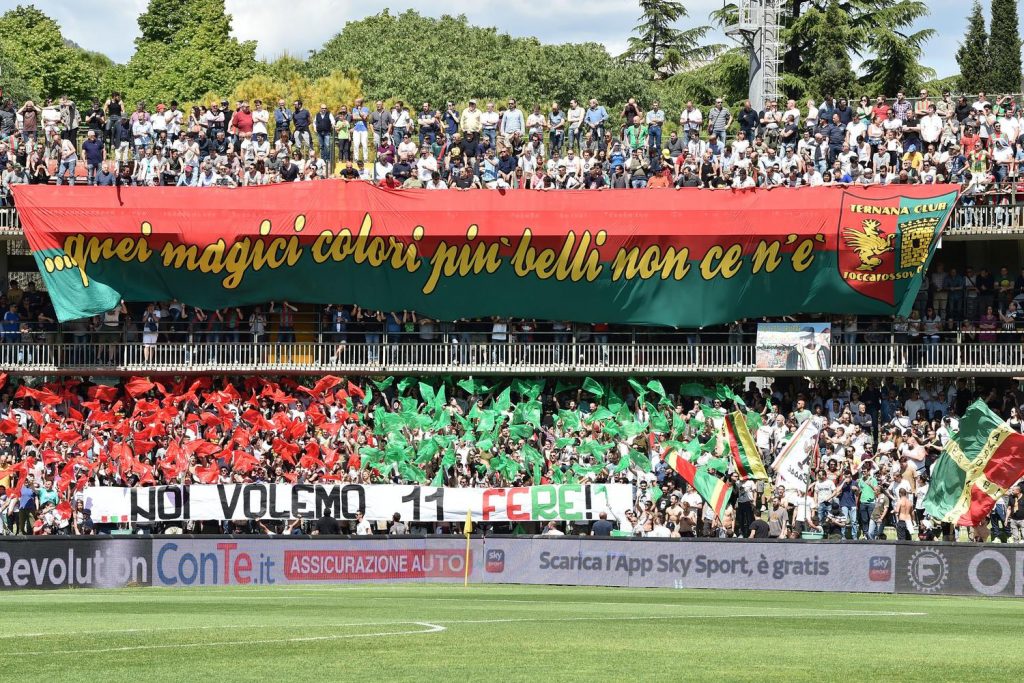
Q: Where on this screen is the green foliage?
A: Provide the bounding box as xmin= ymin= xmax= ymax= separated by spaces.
xmin=651 ymin=49 xmax=749 ymax=114
xmin=716 ymin=0 xmax=936 ymax=101
xmin=857 ymin=1 xmax=936 ymax=95
xmin=0 ymin=50 xmax=37 ymax=103
xmin=620 ymin=0 xmax=723 ymax=79
xmin=306 ymin=10 xmax=650 ymax=110
xmin=0 ymin=5 xmax=106 ymax=102
xmin=112 ymin=0 xmax=258 ymax=104
xmin=188 ymin=70 xmax=362 ymax=115
xmin=957 ymin=1 xmax=991 ymax=93
xmin=988 ymin=0 xmax=1023 ymax=93
xmin=790 ymin=3 xmax=859 ymax=98
xmin=921 ymin=75 xmax=960 ymax=96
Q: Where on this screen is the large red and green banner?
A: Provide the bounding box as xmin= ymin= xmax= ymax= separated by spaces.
xmin=12 ymin=182 xmax=959 ymax=325
xmin=924 ymin=400 xmax=1024 ymax=526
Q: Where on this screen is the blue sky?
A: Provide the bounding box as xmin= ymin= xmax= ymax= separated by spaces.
xmin=28 ymin=0 xmax=981 ymax=80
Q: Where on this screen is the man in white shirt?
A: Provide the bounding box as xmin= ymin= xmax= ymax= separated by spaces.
xmin=416 ymin=149 xmax=437 ymax=183
xmin=354 ymin=511 xmax=373 ymax=535
xmin=680 ymin=101 xmax=703 ymax=141
xmin=566 ymin=99 xmax=585 ymax=151
xmin=919 ymin=105 xmax=943 ymax=147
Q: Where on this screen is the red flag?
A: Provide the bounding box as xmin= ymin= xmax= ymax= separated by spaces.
xmin=138 ymin=467 xmax=156 ymax=485
xmin=0 ymin=372 xmax=7 ymax=391
xmin=273 ymin=438 xmax=300 ymax=465
xmin=230 ymin=427 xmax=252 ymax=449
xmin=87 ymin=385 xmax=118 ymax=402
xmin=125 ymin=377 xmax=155 ymax=398
xmin=323 ymin=447 xmax=340 ymax=470
xmin=231 ymin=451 xmax=259 ymax=473
xmin=242 ymin=409 xmax=274 ymax=431
xmin=41 ymin=449 xmax=62 ymax=466
xmin=346 ymin=381 xmax=365 ymax=400
xmin=299 ymin=443 xmax=321 ymax=469
xmin=0 ymin=416 xmax=19 ymax=434
xmin=194 ymin=462 xmax=220 ymax=484
xmin=309 ymin=375 xmax=343 ymax=397
xmin=15 ymin=386 xmax=63 ymax=405
xmin=286 ymin=419 xmax=306 ymax=441
xmin=55 ymin=429 xmax=82 ymax=444
xmin=56 ymin=501 xmax=73 ymax=520
xmin=185 ymin=440 xmax=220 ymax=457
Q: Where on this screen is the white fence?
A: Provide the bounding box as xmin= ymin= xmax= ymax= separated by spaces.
xmin=1 ymin=341 xmax=1022 ymax=376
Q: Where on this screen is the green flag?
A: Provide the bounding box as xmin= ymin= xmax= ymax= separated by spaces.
xmin=554 ymin=437 xmax=575 ymax=449
xmin=521 ymin=443 xmax=544 ymax=467
xmin=647 ymin=380 xmax=667 ymax=399
xmin=629 ymin=449 xmax=651 ymax=471
xmin=553 ymin=379 xmax=576 ymax=395
xmin=627 ymin=378 xmax=648 ymax=400
xmin=430 ymin=469 xmax=444 ymax=487
xmin=494 ymin=387 xmax=512 ymax=414
xmin=582 ymin=377 xmax=604 ymax=398
xmin=397 ymin=377 xmax=416 ymax=395
xmin=441 ymin=447 xmax=457 ymax=469
xmin=457 ymin=378 xmax=489 ymax=395
xmin=419 ymin=382 xmax=436 ymax=408
xmin=509 ymin=424 xmax=535 ymax=440
xmin=371 ymin=376 xmax=394 ymax=390
xmin=557 ymin=410 xmax=581 ymax=430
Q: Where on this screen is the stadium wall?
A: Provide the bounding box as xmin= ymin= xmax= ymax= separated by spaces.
xmin=0 ymin=537 xmax=1021 ymax=598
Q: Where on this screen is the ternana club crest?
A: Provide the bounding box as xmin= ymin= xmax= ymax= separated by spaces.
xmin=836 ymin=191 xmax=948 ymax=306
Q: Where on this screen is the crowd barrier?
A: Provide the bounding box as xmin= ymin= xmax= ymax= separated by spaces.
xmin=0 ymin=536 xmax=1020 ymax=598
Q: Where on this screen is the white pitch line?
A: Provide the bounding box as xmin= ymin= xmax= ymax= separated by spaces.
xmin=0 ymin=610 xmax=927 ymax=645
xmin=6 ymin=622 xmax=447 ymax=656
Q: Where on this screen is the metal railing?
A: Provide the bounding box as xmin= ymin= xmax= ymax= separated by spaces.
xmin=0 ymin=206 xmax=21 ymax=234
xmin=946 ymin=203 xmax=1024 ymax=236
xmin=2 ymin=341 xmax=1024 ymax=376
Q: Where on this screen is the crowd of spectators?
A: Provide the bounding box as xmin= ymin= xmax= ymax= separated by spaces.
xmin=1 ymin=372 xmax=1022 ymax=542
xmin=3 ymin=89 xmax=1024 ymax=196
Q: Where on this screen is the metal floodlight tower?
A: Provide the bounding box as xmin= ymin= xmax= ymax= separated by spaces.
xmin=724 ymin=0 xmax=785 ymax=110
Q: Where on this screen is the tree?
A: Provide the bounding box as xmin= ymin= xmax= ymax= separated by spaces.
xmin=956 ymin=1 xmax=991 ymax=93
xmin=0 ymin=5 xmax=106 ymax=102
xmin=713 ymin=0 xmax=936 ymax=99
xmin=651 ymin=49 xmax=750 ymax=109
xmin=620 ymin=0 xmax=723 ymax=79
xmin=790 ymin=3 xmax=859 ymax=98
xmin=110 ymin=0 xmax=257 ymax=104
xmin=859 ymin=2 xmax=935 ymax=95
xmin=306 ymin=11 xmax=651 ymax=110
xmin=989 ymin=0 xmax=1022 ymax=93
xmin=214 ymin=70 xmax=364 ymax=115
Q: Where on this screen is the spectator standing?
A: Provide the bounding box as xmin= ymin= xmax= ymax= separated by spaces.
xmin=82 ymin=130 xmax=105 ymax=185
xmin=350 ymin=98 xmax=370 ymax=163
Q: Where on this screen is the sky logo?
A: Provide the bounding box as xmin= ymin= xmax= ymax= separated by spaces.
xmin=485 ymin=549 xmax=505 ymax=573
xmin=869 ymin=556 xmax=892 ymax=582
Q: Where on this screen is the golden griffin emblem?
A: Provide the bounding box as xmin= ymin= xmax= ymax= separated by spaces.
xmin=842 ymin=219 xmax=895 ymax=271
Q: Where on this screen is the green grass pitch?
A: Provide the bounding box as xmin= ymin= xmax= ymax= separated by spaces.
xmin=0 ymin=584 xmax=1017 ymax=682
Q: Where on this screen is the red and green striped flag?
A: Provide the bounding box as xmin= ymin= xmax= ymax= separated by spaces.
xmin=665 ymin=450 xmax=732 ymax=519
xmin=924 ymin=400 xmax=1024 ymax=526
xmin=725 ymin=410 xmax=769 ymax=480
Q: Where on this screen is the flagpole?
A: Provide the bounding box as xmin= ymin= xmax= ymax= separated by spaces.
xmin=463 ymin=508 xmax=472 ymax=587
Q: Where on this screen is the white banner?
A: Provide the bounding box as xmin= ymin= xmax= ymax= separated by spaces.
xmin=773 ymin=420 xmax=819 ymax=495
xmin=83 ymin=484 xmax=635 ymax=524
